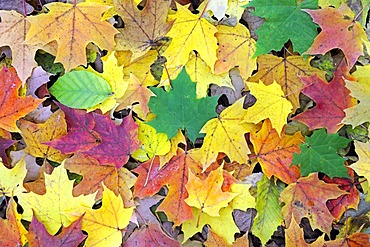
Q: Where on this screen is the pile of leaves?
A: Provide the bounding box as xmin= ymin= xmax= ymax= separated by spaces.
xmin=1 ymin=0 xmax=370 ymax=246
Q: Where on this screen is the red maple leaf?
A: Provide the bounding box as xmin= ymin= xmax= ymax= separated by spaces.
xmin=292 ymin=61 xmax=355 ymax=133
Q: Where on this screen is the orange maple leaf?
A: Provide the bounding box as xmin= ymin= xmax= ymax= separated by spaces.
xmin=0 ymin=66 xmax=42 ymax=132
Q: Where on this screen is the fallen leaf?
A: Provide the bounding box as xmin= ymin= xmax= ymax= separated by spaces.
xmin=343 ymin=65 xmax=370 ymax=127
xmin=215 ymin=23 xmax=257 ymax=80
xmin=78 ymin=184 xmax=134 ymax=247
xmin=251 ymin=119 xmax=304 ymax=184
xmin=27 ymin=215 xmax=86 ymax=247
xmin=0 ymin=11 xmax=41 ymax=83
xmin=19 ymin=110 xmax=70 ymax=163
xmin=280 ymin=173 xmax=347 ymax=234
xmin=248 ymin=54 xmax=325 ymax=111
xmin=0 ymin=66 xmax=42 ymax=132
xmin=185 ymin=165 xmax=238 ymax=217
xmin=0 ymin=157 xmax=27 ymax=197
xmin=123 ymin=222 xmax=181 ymax=247
xmin=64 ymin=153 xmax=136 ymax=207
xmin=292 ymin=61 xmax=356 ymax=133
xmin=304 ymin=4 xmax=367 ymax=68
xmin=17 ymin=163 xmax=96 ymax=235
xmin=0 ymin=199 xmax=28 ymax=246
xmin=292 ymin=128 xmax=350 ymax=179
xmin=285 ymin=216 xmax=309 ymax=247
xmin=243 ymin=80 xmax=293 ymax=135
xmin=163 ymin=2 xmax=218 ymax=71
xmin=194 ymin=96 xmax=258 ymax=170
xmin=114 ymin=0 xmax=173 ymax=60
xmin=25 ymin=2 xmax=119 ymax=71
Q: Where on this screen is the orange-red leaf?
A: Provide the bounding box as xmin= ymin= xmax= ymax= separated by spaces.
xmin=280 ymin=173 xmax=347 ymax=234
xmin=251 ymin=119 xmax=304 ymax=184
xmin=304 ymin=4 xmax=367 ymax=69
xmin=0 ymin=66 xmax=42 ymax=132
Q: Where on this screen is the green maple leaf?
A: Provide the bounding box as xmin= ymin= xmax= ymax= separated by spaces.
xmin=247 ymin=0 xmax=318 ymax=56
xmin=291 ymin=128 xmax=350 ymax=178
xmin=148 ymin=68 xmax=218 ymax=143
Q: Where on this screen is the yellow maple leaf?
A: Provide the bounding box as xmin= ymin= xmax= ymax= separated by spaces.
xmin=182 ymin=207 xmax=239 ymax=245
xmin=79 ymin=184 xmax=134 ymax=247
xmin=215 ymin=23 xmax=257 ymax=80
xmin=192 ymin=97 xmax=259 ymax=171
xmin=350 ymin=141 xmax=370 ymax=188
xmin=163 ymin=2 xmax=218 ymax=72
xmin=227 ymin=0 xmax=250 ymax=20
xmin=86 ymin=0 xmax=117 ymax=20
xmin=342 ymin=65 xmax=370 ymax=127
xmin=0 ymin=158 xmax=27 ymax=197
xmin=248 ymin=54 xmax=325 ymax=111
xmin=185 ymin=165 xmax=238 ymax=217
xmin=185 ymin=51 xmax=232 ymax=98
xmin=19 ymin=110 xmax=69 ymax=163
xmin=243 ymin=80 xmax=293 ymax=136
xmin=132 ymin=122 xmax=171 ymax=162
xmin=159 ymin=130 xmax=186 ymax=167
xmin=25 ymin=2 xmax=119 ymax=71
xmin=229 ymin=183 xmax=256 ymax=211
xmin=17 ymin=163 xmax=96 ymax=235
xmin=86 ymin=52 xmax=128 ymax=113
xmin=0 ymin=11 xmax=42 ymax=84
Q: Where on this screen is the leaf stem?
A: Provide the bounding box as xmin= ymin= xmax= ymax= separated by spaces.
xmin=22 ymin=0 xmax=27 ymax=16
xmin=144 ymin=157 xmax=155 ymax=187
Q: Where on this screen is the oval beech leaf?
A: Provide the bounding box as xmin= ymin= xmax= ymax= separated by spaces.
xmin=49 ymin=70 xmax=112 ymax=109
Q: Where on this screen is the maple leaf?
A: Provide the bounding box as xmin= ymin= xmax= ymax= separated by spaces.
xmin=82 ymin=113 xmax=139 ymax=168
xmin=162 ymin=2 xmax=218 ymax=71
xmin=114 ymin=0 xmax=173 ymax=60
xmin=64 ymin=153 xmax=137 ymax=207
xmin=124 ymin=222 xmax=181 ymax=247
xmin=185 ymin=51 xmax=232 ymax=98
xmin=252 ymin=175 xmax=283 ymax=245
xmin=248 ymin=54 xmax=325 ymax=111
xmin=0 ymin=66 xmax=42 ymax=132
xmin=0 ymin=158 xmax=27 ymax=197
xmin=185 ymin=165 xmax=238 ymax=217
xmin=251 ymin=119 xmax=304 ymax=184
xmin=0 ymin=199 xmax=28 ymax=246
xmin=133 ymin=151 xmax=201 ymax=225
xmin=214 ymin=23 xmax=257 ymax=80
xmin=322 ymin=168 xmax=360 ymax=220
xmin=243 ymin=80 xmax=293 ymax=135
xmin=116 ymin=73 xmax=155 ymax=119
xmin=285 ymin=216 xmax=309 ymax=247
xmin=343 ymin=65 xmax=370 ymax=127
xmin=280 ymin=173 xmax=347 ymax=234
xmin=25 ymin=2 xmax=119 ymax=71
xmin=304 ymin=4 xmax=368 ymax=69
xmin=27 ymin=215 xmax=86 ymax=247
xmin=0 ymin=11 xmax=41 ymax=83
xmin=133 ymin=122 xmax=170 ymax=162
xmin=247 ymin=0 xmax=318 ymax=56
xmin=148 ymin=68 xmax=218 ymax=142
xmin=292 ymin=61 xmax=356 ymax=133
xmin=350 ymin=141 xmax=370 ymax=188
xmin=48 ymin=104 xmax=139 ymax=169
xmin=291 ymin=128 xmax=350 ymax=179
xmin=193 ymin=96 xmax=259 ymax=170
xmin=77 ymin=184 xmax=134 ymax=247
xmin=17 ymin=164 xmax=96 ymax=235
xmin=45 ymin=103 xmax=101 ymax=154
xmin=19 ymin=110 xmax=70 ymax=163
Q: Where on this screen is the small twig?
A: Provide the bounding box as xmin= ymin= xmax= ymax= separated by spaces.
xmin=353 ymin=2 xmax=370 ymax=22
